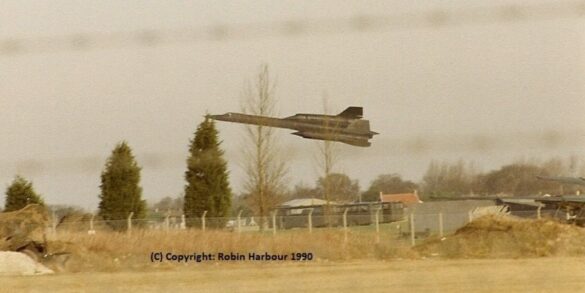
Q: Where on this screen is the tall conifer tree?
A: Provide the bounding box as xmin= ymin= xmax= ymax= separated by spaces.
xmin=4 ymin=175 xmax=44 ymax=212
xmin=184 ymin=117 xmax=232 ymax=227
xmin=98 ymin=141 xmax=145 ymax=230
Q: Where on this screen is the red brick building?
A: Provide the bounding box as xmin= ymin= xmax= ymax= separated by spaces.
xmin=379 ymin=191 xmax=422 ymax=205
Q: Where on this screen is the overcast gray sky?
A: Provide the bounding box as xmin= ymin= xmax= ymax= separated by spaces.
xmin=1 ymin=0 xmax=584 ymax=210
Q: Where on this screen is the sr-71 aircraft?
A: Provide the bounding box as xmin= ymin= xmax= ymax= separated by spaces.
xmin=209 ymin=106 xmax=378 ymax=147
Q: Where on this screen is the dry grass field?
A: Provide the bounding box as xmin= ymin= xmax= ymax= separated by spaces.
xmin=3 ymin=215 xmax=585 ymax=292
xmin=2 ymin=257 xmax=585 ymax=292
xmin=47 ymin=228 xmax=415 ymax=272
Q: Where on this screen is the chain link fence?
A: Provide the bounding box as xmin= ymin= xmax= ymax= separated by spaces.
xmin=32 ymin=205 xmax=573 ymax=246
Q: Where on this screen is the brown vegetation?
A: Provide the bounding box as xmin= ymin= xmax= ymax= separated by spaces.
xmin=54 ymin=228 xmax=415 ymax=272
xmin=417 ymin=215 xmax=585 ymax=258
xmin=0 ymin=204 xmax=49 ymax=252
xmin=6 ymin=208 xmax=585 ymax=275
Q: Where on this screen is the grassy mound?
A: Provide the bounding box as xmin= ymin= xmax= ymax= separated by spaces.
xmin=417 ymin=215 xmax=585 ymax=258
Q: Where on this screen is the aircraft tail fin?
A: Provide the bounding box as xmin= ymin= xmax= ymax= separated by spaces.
xmin=337 ymin=107 xmax=363 ymax=119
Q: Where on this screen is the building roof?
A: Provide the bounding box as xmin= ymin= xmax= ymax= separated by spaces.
xmin=379 ymin=192 xmax=422 ymax=204
xmin=279 ymin=198 xmax=330 ymax=208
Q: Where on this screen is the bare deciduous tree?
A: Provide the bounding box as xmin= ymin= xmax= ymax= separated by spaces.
xmin=316 ymin=96 xmax=338 ymax=200
xmin=421 ymin=160 xmax=481 ymax=198
xmin=314 ymin=95 xmax=340 ymax=225
xmin=241 ymin=65 xmax=288 ymax=231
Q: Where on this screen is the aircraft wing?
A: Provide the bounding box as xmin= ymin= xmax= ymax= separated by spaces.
xmin=536 ymin=176 xmax=585 ymax=186
xmin=534 ymin=195 xmax=585 ymax=204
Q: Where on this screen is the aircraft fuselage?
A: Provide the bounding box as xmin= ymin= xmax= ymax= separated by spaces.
xmin=209 ymin=107 xmax=377 ymax=147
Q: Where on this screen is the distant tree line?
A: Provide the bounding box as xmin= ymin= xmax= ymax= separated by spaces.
xmin=421 ymin=157 xmax=585 ymax=198
xmin=274 ymin=156 xmax=585 ymax=204
xmin=283 ymin=173 xmax=412 ymax=203
xmin=4 ymin=150 xmax=585 ymax=227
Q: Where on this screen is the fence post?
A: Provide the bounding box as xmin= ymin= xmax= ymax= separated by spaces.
xmin=308 ymin=209 xmax=314 ymax=233
xmin=537 ymin=206 xmax=542 ymax=219
xmin=409 ymin=213 xmax=415 ymax=247
xmin=343 ymin=208 xmax=349 ymax=243
xmin=237 ymin=210 xmax=243 ymax=234
xmin=165 ymin=214 xmax=170 ymax=231
xmin=127 ymin=212 xmax=134 ymax=235
xmin=180 ymin=214 xmax=186 ymax=230
xmin=438 ymin=212 xmax=444 ymax=238
xmin=51 ymin=211 xmax=57 ymax=237
xmin=272 ymin=210 xmax=278 ymax=235
xmin=88 ymin=214 xmax=96 ymax=235
xmin=375 ymin=207 xmax=380 ymax=244
xmin=201 ymin=211 xmax=207 ymax=231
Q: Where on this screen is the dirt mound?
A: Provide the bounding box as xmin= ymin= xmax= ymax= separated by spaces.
xmin=0 ymin=204 xmax=50 ymax=250
xmin=0 ymin=205 xmax=82 ymax=273
xmin=417 ymin=215 xmax=585 ymax=258
xmin=0 ymin=251 xmax=53 ymax=276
